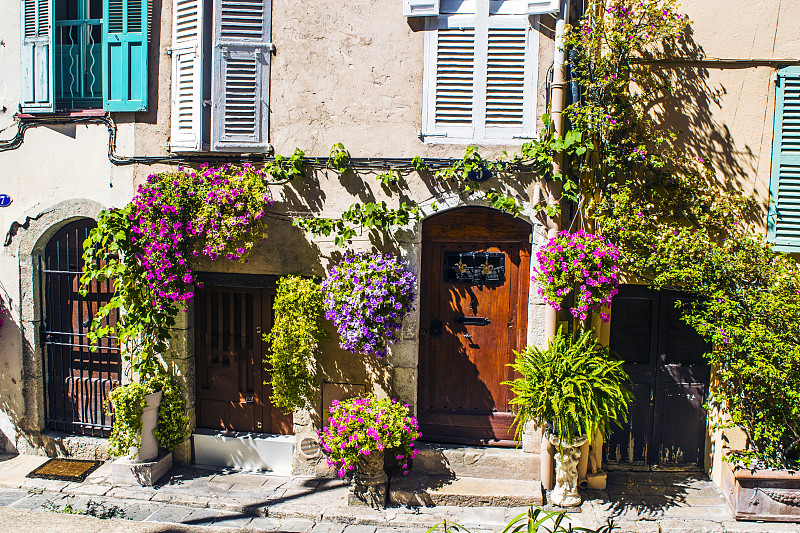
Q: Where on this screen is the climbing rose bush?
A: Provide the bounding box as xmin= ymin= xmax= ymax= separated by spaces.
xmin=534 ymin=230 xmax=620 ymax=322
xmin=130 ymin=163 xmax=272 ymax=306
xmin=322 ymin=252 xmax=416 ymax=358
xmin=320 ymin=396 xmax=420 ymax=477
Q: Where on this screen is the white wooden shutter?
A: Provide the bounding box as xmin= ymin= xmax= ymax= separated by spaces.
xmin=768 ymin=66 xmax=800 ymax=250
xmin=169 ymin=0 xmax=203 ymax=151
xmin=210 ymin=0 xmax=271 ymax=152
xmin=21 ymin=0 xmax=54 ymax=112
xmin=525 ymin=0 xmax=558 ymax=15
xmin=404 ymin=0 xmax=440 ymax=17
xmin=422 ymin=16 xmax=476 ymax=141
xmin=483 ymin=16 xmax=535 ymax=139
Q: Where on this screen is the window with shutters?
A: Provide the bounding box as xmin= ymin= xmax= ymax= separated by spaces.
xmin=20 ymin=0 xmax=148 ymax=112
xmin=768 ymin=66 xmax=800 ymax=251
xmin=168 ymin=0 xmax=271 ymax=153
xmin=421 ymin=0 xmax=539 ymax=144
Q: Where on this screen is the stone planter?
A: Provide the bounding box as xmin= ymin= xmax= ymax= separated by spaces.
xmin=722 ymin=458 xmax=800 ymax=522
xmin=128 ymin=390 xmax=162 ymax=462
xmin=547 ymin=432 xmax=588 ymax=507
xmin=348 ymin=449 xmax=388 ymax=509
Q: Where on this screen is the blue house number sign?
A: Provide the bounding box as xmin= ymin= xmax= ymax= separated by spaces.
xmin=0 ymin=195 xmax=11 ymax=207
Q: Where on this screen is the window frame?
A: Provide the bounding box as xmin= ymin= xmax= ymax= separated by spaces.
xmin=420 ymin=0 xmax=539 ymax=145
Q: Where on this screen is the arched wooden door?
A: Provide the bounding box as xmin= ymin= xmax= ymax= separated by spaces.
xmin=418 ymin=207 xmax=531 ymax=445
xmin=41 ymin=218 xmax=121 ymax=436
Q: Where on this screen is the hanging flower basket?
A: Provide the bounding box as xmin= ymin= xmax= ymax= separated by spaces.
xmin=533 ymin=230 xmax=621 ymax=322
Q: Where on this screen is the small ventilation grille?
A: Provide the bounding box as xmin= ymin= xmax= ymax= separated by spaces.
xmin=224 ymin=58 xmax=257 ymax=135
xmin=435 ymin=28 xmax=474 ymax=126
xmin=220 ymin=0 xmax=264 ymax=40
xmin=486 ymin=28 xmax=526 ymax=126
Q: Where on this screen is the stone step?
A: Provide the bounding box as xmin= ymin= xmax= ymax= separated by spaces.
xmin=389 ymin=473 xmax=544 ymax=507
xmin=412 ymin=443 xmax=540 ymax=481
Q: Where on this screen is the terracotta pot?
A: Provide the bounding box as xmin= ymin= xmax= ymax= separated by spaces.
xmin=350 ymin=449 xmax=388 ymax=509
xmin=128 ymin=390 xmax=162 ymax=462
xmin=721 ymin=457 xmax=800 ymax=522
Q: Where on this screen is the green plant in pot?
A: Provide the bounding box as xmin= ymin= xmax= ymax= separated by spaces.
xmin=504 ymin=327 xmax=632 ymax=506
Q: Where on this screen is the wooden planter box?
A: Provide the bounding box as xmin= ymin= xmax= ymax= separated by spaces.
xmin=722 ymin=459 xmax=800 ymax=522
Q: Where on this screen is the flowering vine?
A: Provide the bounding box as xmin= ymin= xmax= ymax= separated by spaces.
xmin=319 ymin=396 xmax=420 ymax=477
xmin=534 ymin=230 xmax=620 ymax=322
xmin=322 ymin=252 xmax=416 ymax=358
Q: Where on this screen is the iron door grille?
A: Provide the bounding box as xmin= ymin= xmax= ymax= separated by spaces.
xmin=40 ymin=219 xmax=121 ymax=436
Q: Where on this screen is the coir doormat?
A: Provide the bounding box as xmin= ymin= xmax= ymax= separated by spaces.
xmin=26 ymin=458 xmax=103 ymax=482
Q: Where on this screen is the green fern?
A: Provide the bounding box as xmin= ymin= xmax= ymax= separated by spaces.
xmin=504 ymin=327 xmax=633 ymax=446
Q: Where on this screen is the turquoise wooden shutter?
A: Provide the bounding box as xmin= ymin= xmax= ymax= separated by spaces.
xmin=210 ymin=0 xmax=271 ymax=152
xmin=20 ymin=0 xmax=54 ymax=112
xmin=768 ymin=66 xmax=800 ymax=251
xmin=103 ymin=0 xmax=148 ymax=111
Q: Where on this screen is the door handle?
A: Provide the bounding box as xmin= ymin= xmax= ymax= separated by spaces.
xmin=431 ymin=320 xmax=443 ymax=338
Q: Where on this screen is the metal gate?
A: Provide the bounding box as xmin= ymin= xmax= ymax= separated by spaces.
xmin=40 ymin=218 xmax=121 ymax=436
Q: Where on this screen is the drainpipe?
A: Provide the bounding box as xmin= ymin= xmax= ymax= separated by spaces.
xmin=540 ymin=0 xmax=570 ymax=493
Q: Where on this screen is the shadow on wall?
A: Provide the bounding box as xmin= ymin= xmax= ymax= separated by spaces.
xmin=648 ymin=25 xmax=763 ymax=227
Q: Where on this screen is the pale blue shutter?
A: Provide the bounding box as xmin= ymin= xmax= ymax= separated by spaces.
xmin=103 ymin=0 xmax=148 ymax=111
xmin=20 ymin=0 xmax=54 ymax=112
xmin=768 ymin=66 xmax=800 ymax=251
xmin=169 ymin=0 xmax=204 ymax=151
xmin=210 ymin=0 xmax=271 ymax=152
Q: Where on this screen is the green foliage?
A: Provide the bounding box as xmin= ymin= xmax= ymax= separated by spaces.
xmin=265 ymin=275 xmax=326 ymax=413
xmin=425 ymin=506 xmax=614 ymax=533
xmin=105 ymin=381 xmax=152 ymax=457
xmin=485 ymin=190 xmax=522 ymax=216
xmin=410 ymin=156 xmax=429 ymax=172
xmin=105 ymin=375 xmax=190 ymax=457
xmin=45 ymin=497 xmax=125 ymax=519
xmin=267 ymin=148 xmax=306 ymax=181
xmin=436 ymin=145 xmax=510 ymax=191
xmin=149 ymin=374 xmax=191 ymax=452
xmin=328 ymin=143 xmax=351 ymax=172
xmin=376 ymin=168 xmax=402 ymax=186
xmin=505 ymin=328 xmax=633 ymax=446
xmin=293 ymin=201 xmax=420 ymax=247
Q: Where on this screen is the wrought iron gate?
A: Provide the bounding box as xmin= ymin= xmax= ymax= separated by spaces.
xmin=40 ymin=219 xmax=121 ymax=436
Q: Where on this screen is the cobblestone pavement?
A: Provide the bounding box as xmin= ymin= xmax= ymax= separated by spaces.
xmin=0 ymin=454 xmax=798 ymax=533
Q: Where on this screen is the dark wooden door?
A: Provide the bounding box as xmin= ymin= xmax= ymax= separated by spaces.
xmin=195 ymin=285 xmax=292 ymax=435
xmin=418 ymin=207 xmax=531 ymax=446
xmin=606 ymin=285 xmax=709 ymax=468
xmin=42 ymin=218 xmax=122 ymax=436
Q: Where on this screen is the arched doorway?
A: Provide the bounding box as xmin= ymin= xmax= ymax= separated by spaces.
xmin=417 ymin=207 xmax=531 ymax=446
xmin=41 ymin=218 xmax=121 ymax=436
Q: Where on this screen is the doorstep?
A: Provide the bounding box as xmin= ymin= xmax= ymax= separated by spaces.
xmin=389 ymin=473 xmax=544 ymax=507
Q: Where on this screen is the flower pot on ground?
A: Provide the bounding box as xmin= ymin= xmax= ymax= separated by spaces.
xmin=504 ymin=327 xmax=633 ymax=507
xmin=722 ymin=457 xmax=800 ymax=523
xmin=319 ymin=396 xmax=420 ymax=509
xmin=132 ymin=390 xmax=161 ymax=461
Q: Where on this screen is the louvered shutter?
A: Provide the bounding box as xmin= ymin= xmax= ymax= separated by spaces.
xmin=103 ymin=0 xmax=149 ymax=111
xmin=169 ymin=0 xmax=204 ymax=151
xmin=210 ymin=0 xmax=271 ymax=152
xmin=483 ymin=17 xmax=535 ymax=139
xmin=422 ymin=16 xmax=476 ymax=140
xmin=20 ymin=0 xmax=54 ymax=112
xmin=768 ymin=66 xmax=800 ymax=251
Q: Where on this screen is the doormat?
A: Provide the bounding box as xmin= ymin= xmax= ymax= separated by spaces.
xmin=26 ymin=458 xmax=103 ymax=482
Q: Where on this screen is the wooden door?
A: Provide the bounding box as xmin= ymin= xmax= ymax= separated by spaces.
xmin=606 ymin=285 xmax=709 ymax=468
xmin=418 ymin=207 xmax=531 ymax=445
xmin=195 ymin=285 xmax=292 ymax=435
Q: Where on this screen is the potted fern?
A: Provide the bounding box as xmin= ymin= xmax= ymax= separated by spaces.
xmin=504 ymin=327 xmax=632 ymax=506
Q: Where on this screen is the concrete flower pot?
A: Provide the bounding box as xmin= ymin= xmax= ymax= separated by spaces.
xmin=722 ymin=458 xmax=800 ymax=522
xmin=128 ymin=390 xmax=162 ymax=462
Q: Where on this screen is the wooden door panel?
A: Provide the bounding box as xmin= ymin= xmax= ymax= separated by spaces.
xmin=653 ymin=382 xmax=706 ymax=466
xmin=418 ymin=208 xmax=530 ymax=446
xmin=195 ymin=285 xmax=292 ymax=435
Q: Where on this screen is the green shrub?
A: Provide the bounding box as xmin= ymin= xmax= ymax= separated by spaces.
xmin=504 ymin=328 xmax=632 ymax=446
xmin=265 ymin=275 xmax=326 ymax=413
